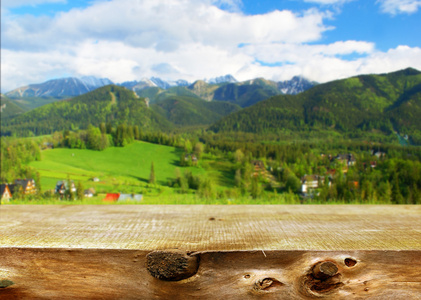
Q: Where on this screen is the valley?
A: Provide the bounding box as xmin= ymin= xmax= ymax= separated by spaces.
xmin=1 ymin=68 xmax=421 ymax=205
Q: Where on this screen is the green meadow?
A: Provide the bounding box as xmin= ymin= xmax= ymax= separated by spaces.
xmin=23 ymin=140 xmax=305 ymax=204
xmin=28 ymin=141 xmax=206 ymax=199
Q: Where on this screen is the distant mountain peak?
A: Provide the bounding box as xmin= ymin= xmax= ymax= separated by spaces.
xmin=277 ymin=76 xmax=316 ymax=95
xmin=205 ymin=75 xmax=237 ymax=84
xmin=6 ymin=76 xmax=113 ymax=98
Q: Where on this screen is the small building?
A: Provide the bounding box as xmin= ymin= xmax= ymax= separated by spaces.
xmin=334 ymin=154 xmax=356 ymax=167
xmin=55 ymin=180 xmax=77 ymax=196
xmin=301 ymin=175 xmax=322 ymax=194
xmin=42 ymin=142 xmax=54 ymax=150
xmin=84 ymin=189 xmax=94 ymax=198
xmin=103 ymin=193 xmax=120 ymax=202
xmin=251 ymin=160 xmax=265 ymax=169
xmin=14 ymin=179 xmax=37 ymax=195
xmin=118 ymin=194 xmax=143 ymax=202
xmin=251 ymin=160 xmax=265 ymax=177
xmin=372 ymin=150 xmax=386 ymax=158
xmin=103 ymin=193 xmax=143 ymax=202
xmin=92 ymin=177 xmax=100 ymax=182
xmin=0 ymin=184 xmax=12 ymax=202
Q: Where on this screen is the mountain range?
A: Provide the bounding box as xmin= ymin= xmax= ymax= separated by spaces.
xmin=6 ymin=76 xmax=113 ymax=98
xmin=5 ymin=74 xmax=316 ymax=106
xmin=210 ymin=68 xmax=421 ymax=143
xmin=2 ymin=68 xmax=420 ymax=145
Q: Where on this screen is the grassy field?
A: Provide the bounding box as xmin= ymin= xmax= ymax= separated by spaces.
xmin=28 ymin=141 xmax=206 ymax=197
xmin=6 ymin=140 xmax=399 ymax=205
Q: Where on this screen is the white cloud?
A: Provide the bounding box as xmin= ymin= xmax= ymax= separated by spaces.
xmin=2 ymin=0 xmax=328 ymax=52
xmin=1 ymin=0 xmax=421 ymax=92
xmin=377 ymin=0 xmax=421 ymax=14
xmin=241 ymin=41 xmax=375 ymax=64
xmin=1 ymin=0 xmax=331 ymax=91
xmin=235 ymin=44 xmax=421 ymax=83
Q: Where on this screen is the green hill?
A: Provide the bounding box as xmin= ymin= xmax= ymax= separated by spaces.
xmin=3 ymin=96 xmax=67 ymax=110
xmin=210 ymin=68 xmax=421 ymax=142
xmin=0 ymin=94 xmax=27 ymax=119
xmin=151 ymin=95 xmax=241 ymax=126
xmin=28 ymin=141 xmax=204 ymax=190
xmin=1 ymin=85 xmax=172 ymax=136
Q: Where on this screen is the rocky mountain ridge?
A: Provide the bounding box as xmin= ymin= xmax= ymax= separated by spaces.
xmin=6 ymin=75 xmax=316 ymax=99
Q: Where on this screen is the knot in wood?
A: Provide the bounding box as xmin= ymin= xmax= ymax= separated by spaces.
xmin=254 ymin=278 xmax=283 ymax=291
xmin=312 ymin=261 xmax=338 ymax=280
xmin=146 ymin=250 xmax=199 ymax=281
xmin=0 ymin=280 xmax=14 ymax=288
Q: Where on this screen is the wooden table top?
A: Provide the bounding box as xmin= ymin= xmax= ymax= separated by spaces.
xmin=1 ymin=205 xmax=420 ymax=251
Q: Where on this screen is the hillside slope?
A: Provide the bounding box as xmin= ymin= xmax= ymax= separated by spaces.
xmin=1 ymin=85 xmax=171 ymax=136
xmin=210 ymin=68 xmax=421 ymax=141
xmin=0 ymin=94 xmax=27 ymax=118
xmin=151 ymin=96 xmax=241 ymax=126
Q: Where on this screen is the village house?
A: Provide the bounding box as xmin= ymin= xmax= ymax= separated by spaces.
xmin=84 ymin=189 xmax=94 ymax=198
xmin=55 ymin=180 xmax=77 ymax=198
xmin=371 ymin=150 xmax=386 ymax=158
xmin=103 ymin=193 xmax=143 ymax=202
xmin=14 ymin=179 xmax=37 ymax=195
xmin=301 ymin=175 xmax=331 ymax=197
xmin=118 ymin=194 xmax=143 ymax=202
xmin=251 ymin=160 xmax=265 ymax=177
xmin=41 ymin=142 xmax=54 ymax=150
xmin=334 ymin=154 xmax=356 ymax=167
xmin=301 ymin=175 xmax=322 ymax=194
xmin=0 ymin=184 xmax=12 ymax=202
xmin=103 ymin=193 xmax=120 ymax=202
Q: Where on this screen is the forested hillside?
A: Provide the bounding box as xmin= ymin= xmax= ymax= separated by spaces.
xmin=0 ymin=94 xmax=27 ymax=118
xmin=1 ymin=85 xmax=171 ymax=136
xmin=151 ymin=96 xmax=241 ymax=126
xmin=210 ymin=68 xmax=421 ymax=144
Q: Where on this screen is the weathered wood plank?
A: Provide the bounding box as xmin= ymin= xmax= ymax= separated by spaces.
xmin=1 ymin=205 xmax=421 ymax=250
xmin=1 ymin=205 xmax=421 ymax=299
xmin=1 ymin=249 xmax=420 ymax=299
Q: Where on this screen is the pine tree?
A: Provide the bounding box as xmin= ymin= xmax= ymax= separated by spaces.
xmin=76 ymin=181 xmax=84 ymax=200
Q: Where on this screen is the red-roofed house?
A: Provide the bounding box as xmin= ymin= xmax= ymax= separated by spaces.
xmin=103 ymin=193 xmax=120 ymax=202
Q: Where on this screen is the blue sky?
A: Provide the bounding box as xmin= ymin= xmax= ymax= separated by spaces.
xmin=1 ymin=0 xmax=421 ymax=92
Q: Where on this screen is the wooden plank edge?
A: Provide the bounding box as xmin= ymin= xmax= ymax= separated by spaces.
xmin=1 ymin=248 xmax=420 ymax=299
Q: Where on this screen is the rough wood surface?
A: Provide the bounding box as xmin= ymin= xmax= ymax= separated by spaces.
xmin=1 ymin=205 xmax=421 ymax=250
xmin=1 ymin=205 xmax=421 ymax=299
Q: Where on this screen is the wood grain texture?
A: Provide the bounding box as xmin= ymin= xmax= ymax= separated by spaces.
xmin=1 ymin=205 xmax=421 ymax=299
xmin=1 ymin=249 xmax=420 ymax=299
xmin=1 ymin=205 xmax=421 ymax=251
